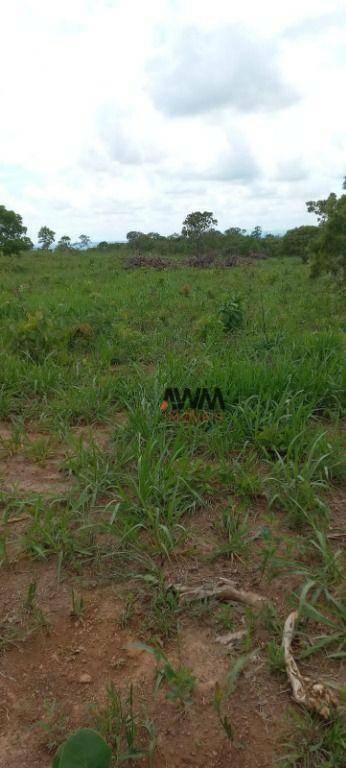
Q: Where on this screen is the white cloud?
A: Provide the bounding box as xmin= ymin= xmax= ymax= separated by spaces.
xmin=274 ymin=158 xmax=309 ymax=182
xmin=284 ymin=7 xmax=346 ymax=37
xmin=148 ymin=26 xmax=298 ymax=116
xmin=0 ymin=0 xmax=345 ymax=240
xmin=205 ymin=139 xmax=260 ymax=182
xmin=89 ymin=104 xmax=167 ymax=167
xmin=170 ymin=134 xmax=260 ymax=182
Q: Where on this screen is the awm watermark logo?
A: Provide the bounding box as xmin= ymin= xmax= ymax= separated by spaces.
xmin=160 ymin=387 xmax=225 ymax=415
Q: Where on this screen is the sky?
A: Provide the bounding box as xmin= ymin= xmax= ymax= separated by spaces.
xmin=0 ymin=0 xmax=345 ymax=242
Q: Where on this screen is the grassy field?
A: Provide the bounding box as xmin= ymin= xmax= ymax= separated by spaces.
xmin=0 ymin=250 xmax=345 ymax=767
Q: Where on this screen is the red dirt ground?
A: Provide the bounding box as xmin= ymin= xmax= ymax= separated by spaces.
xmin=0 ymin=423 xmax=344 ymax=767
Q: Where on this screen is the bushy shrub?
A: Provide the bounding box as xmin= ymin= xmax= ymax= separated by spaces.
xmin=219 ymin=296 xmax=244 ymax=332
xmin=195 ymin=313 xmax=218 ymax=340
xmin=12 ymin=310 xmax=53 ymax=359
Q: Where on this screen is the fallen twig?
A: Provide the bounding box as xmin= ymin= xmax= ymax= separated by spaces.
xmin=4 ymin=515 xmax=30 ymax=525
xmin=282 ymin=610 xmax=338 ymax=719
xmin=174 ymin=578 xmax=267 ymax=608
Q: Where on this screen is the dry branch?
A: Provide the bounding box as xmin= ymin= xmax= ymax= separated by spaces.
xmin=282 ymin=610 xmax=338 ymax=719
xmin=174 ymin=578 xmax=267 ymax=608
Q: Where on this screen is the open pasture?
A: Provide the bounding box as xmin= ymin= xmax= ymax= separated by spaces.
xmin=0 ymin=250 xmax=345 ymax=767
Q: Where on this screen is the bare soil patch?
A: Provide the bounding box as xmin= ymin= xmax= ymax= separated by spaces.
xmin=0 ymin=562 xmax=286 ymax=768
xmin=0 ymin=427 xmax=344 ymax=767
xmin=0 ymin=454 xmax=72 ymax=494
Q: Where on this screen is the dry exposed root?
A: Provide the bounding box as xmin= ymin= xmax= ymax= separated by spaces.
xmin=282 ymin=610 xmax=338 ymax=719
xmin=174 ymin=578 xmax=267 ymax=608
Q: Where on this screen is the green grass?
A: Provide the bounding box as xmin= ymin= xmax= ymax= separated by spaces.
xmin=135 ymin=643 xmax=197 ymax=706
xmin=0 ymin=249 xmax=344 ymax=764
xmin=280 ymin=708 xmax=346 ymax=767
xmin=92 ymin=683 xmax=156 ymax=764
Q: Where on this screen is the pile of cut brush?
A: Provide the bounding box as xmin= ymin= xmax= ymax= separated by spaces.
xmin=124 ymin=250 xmax=268 ymax=269
xmin=124 ymin=253 xmax=171 ymax=269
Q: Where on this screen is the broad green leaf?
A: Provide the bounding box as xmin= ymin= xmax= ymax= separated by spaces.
xmin=53 ymin=729 xmax=111 ymax=768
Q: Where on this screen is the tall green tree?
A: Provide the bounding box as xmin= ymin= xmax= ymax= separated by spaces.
xmin=126 ymin=231 xmax=144 ymax=248
xmin=77 ymin=234 xmax=91 ymax=249
xmin=38 ymin=226 xmax=55 ymax=250
xmin=182 ymin=211 xmax=218 ymax=253
xmin=0 ymin=205 xmax=33 ymax=255
xmin=250 ymin=225 xmax=262 ymax=239
xmin=281 ymin=225 xmax=319 ymax=262
xmin=224 ymin=227 xmax=246 ymax=236
xmin=307 ymin=177 xmax=346 ymax=279
xmin=57 ymin=235 xmax=72 ymax=250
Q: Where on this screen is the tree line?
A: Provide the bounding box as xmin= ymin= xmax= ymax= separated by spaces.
xmin=126 ymin=215 xmax=274 ymax=256
xmin=0 ymin=178 xmax=345 ymax=278
xmin=37 ymin=229 xmax=92 ymax=251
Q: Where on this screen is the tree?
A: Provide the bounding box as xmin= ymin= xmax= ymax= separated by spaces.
xmin=307 ymin=177 xmax=346 ymax=279
xmin=262 ymin=233 xmax=282 ymax=257
xmin=57 ymin=235 xmax=72 ymax=250
xmin=38 ymin=226 xmax=55 ymax=250
xmin=147 ymin=232 xmax=164 ymax=240
xmin=98 ymin=241 xmax=109 ymax=249
xmin=224 ymin=227 xmax=246 ymax=236
xmin=78 ymin=234 xmax=91 ymax=249
xmin=126 ymin=231 xmax=144 ymax=248
xmin=0 ymin=205 xmax=33 ymax=255
xmin=306 ymin=193 xmax=338 ymax=224
xmin=182 ymin=211 xmax=218 ymax=253
xmin=281 ymin=226 xmax=319 ymax=262
xmin=223 ymin=227 xmax=248 ymax=256
xmin=250 ymin=226 xmax=262 ymax=239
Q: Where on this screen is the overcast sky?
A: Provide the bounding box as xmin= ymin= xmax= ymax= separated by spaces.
xmin=0 ymin=0 xmax=345 ymax=242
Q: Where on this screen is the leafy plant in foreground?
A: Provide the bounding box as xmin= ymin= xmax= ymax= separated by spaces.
xmin=213 ymin=504 xmax=250 ymax=562
xmin=219 ymin=295 xmax=244 ymax=332
xmin=213 ymin=682 xmax=234 ymax=741
xmin=212 ymin=653 xmax=252 ymax=742
xmin=53 ymin=728 xmax=111 ymax=768
xmin=280 ymin=708 xmax=346 ymax=767
xmin=266 ymin=432 xmax=331 ymax=528
xmin=266 ymin=639 xmax=286 ymax=676
xmin=136 ymin=643 xmax=196 ymax=705
xmin=93 ymin=683 xmax=156 ymax=764
xmin=307 ymin=527 xmax=344 ymax=585
xmin=296 ymin=580 xmax=346 ymax=661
